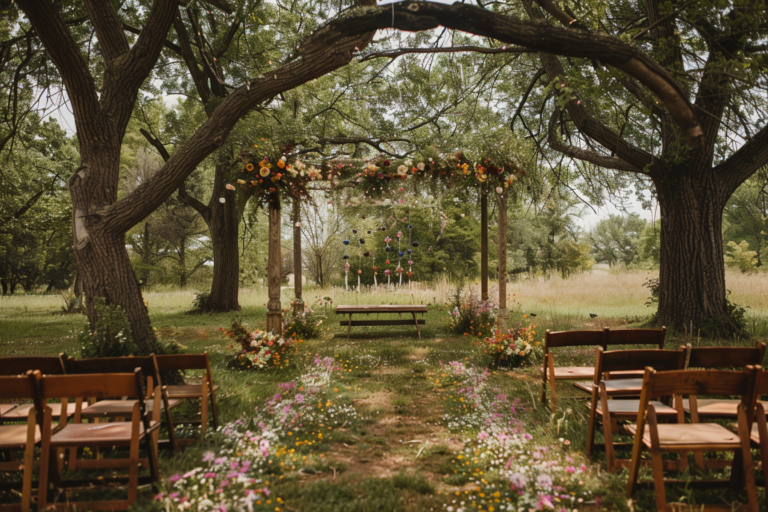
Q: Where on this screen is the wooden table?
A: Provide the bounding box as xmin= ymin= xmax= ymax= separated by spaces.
xmin=336 ymin=305 xmax=428 ymax=339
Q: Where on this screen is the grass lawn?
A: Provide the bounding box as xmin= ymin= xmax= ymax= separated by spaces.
xmin=1 ymin=271 xmax=766 ymax=511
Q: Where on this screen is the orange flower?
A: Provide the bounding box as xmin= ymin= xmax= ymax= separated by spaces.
xmin=246 ymin=163 xmax=254 ymax=171
xmin=277 ymin=160 xmax=285 ymax=169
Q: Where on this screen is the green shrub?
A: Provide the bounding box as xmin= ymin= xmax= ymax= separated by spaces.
xmin=189 ymin=291 xmax=210 ymax=313
xmin=725 ymin=240 xmax=757 ymax=273
xmin=78 ymin=299 xmax=139 ymax=358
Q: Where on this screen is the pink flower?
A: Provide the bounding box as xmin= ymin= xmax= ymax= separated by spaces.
xmin=169 ymin=474 xmax=180 ymax=483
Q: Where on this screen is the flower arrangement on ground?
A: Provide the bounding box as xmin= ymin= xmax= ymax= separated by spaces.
xmin=437 ymin=361 xmax=605 ymax=512
xmin=448 ymin=287 xmax=497 ymax=338
xmin=157 ymin=357 xmax=359 ymax=511
xmin=222 ymin=319 xmax=300 ymax=370
xmin=484 ymin=317 xmax=540 ymax=368
xmin=283 ymin=303 xmax=324 ymax=339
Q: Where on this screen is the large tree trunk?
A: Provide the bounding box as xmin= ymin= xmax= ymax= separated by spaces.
xmin=206 ymin=163 xmax=240 ymax=312
xmin=76 ymin=230 xmax=161 ymax=354
xmin=656 ymin=171 xmax=729 ymax=334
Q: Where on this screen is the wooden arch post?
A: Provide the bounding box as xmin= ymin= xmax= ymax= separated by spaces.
xmin=497 ymin=191 xmax=508 ymax=332
xmin=293 ymin=198 xmax=303 ymax=313
xmin=481 ymin=190 xmax=488 ymax=301
xmin=266 ymin=195 xmax=283 ymax=335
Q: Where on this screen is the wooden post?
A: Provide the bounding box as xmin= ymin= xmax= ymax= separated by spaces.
xmin=266 ymin=196 xmax=282 ymax=334
xmin=481 ymin=190 xmax=488 ymax=301
xmin=498 ymin=192 xmax=508 ymax=332
xmin=292 ymin=198 xmax=303 ymax=313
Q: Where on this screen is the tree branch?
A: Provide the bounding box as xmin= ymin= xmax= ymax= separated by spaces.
xmin=714 ymin=122 xmax=768 ymax=196
xmin=548 ymin=109 xmax=644 ymax=174
xmin=15 ymin=0 xmax=101 ymax=130
xmin=123 ymin=23 xmax=182 ymax=54
xmin=311 ymin=0 xmax=702 ymax=147
xmin=139 ymin=126 xmax=213 ymax=224
xmin=172 ymin=12 xmax=211 ymax=109
xmin=360 ymin=45 xmax=531 ymax=61
xmin=511 ymin=68 xmax=546 ymax=130
xmin=83 ymin=0 xmax=130 ymax=62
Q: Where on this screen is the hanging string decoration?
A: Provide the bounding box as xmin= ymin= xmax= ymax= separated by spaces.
xmin=342 ymin=237 xmax=350 ymax=291
xmin=384 ymin=234 xmax=392 ymax=288
xmin=396 ymin=230 xmax=403 ymax=287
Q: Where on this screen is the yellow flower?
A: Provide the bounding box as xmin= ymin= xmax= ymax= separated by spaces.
xmin=237 ymin=179 xmax=246 ymax=184
xmin=260 ymin=167 xmax=270 ymax=177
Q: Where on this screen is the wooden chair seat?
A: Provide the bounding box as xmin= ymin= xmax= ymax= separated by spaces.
xmin=165 ymin=384 xmax=220 ymax=398
xmin=626 ymin=422 xmax=743 ymax=449
xmin=81 ymin=398 xmax=182 ymax=419
xmin=593 ymin=399 xmax=676 ymax=416
xmin=1 ymin=401 xmax=79 ymax=419
xmin=682 ymin=398 xmax=768 ymax=417
xmin=553 ymin=366 xmax=594 ymax=379
xmin=0 ymin=424 xmax=41 ymax=449
xmin=48 ymin=420 xmax=159 ymax=448
xmin=578 ymin=378 xmax=645 ymax=394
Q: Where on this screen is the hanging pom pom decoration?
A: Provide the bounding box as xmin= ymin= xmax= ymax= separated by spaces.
xmin=384 ymin=236 xmax=392 ymax=288
xmin=396 ymin=231 xmax=403 ymax=287
xmin=343 ymin=239 xmax=349 ymax=245
xmin=357 ymin=233 xmax=365 ymax=293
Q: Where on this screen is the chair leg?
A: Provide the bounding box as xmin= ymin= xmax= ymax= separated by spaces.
xmin=737 ymin=407 xmax=757 ymax=510
xmin=209 ymin=382 xmax=219 ymax=431
xmin=650 ymin=447 xmax=667 ymax=512
xmin=547 ymin=355 xmax=558 ymax=414
xmin=21 ymin=413 xmax=36 ymax=512
xmin=162 ymin=394 xmax=178 ymax=453
xmin=127 ymin=418 xmax=140 ymax=505
xmin=37 ymin=408 xmax=52 ymax=512
xmin=586 ymin=395 xmax=597 ymax=457
xmin=600 ymin=389 xmax=616 ymax=473
xmin=201 ymin=375 xmax=209 ymax=439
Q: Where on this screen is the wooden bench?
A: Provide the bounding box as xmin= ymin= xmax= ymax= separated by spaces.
xmin=336 ymin=305 xmax=427 ymax=339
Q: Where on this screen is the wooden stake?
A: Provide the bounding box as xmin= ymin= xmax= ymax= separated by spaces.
xmin=498 ymin=192 xmax=508 ymax=332
xmin=266 ymin=197 xmax=283 ymax=334
xmin=293 ymin=198 xmax=303 ymax=313
xmin=481 ymin=190 xmax=488 ymax=301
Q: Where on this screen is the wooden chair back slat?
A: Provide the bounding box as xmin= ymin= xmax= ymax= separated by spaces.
xmin=686 ymin=342 xmax=766 ymax=369
xmin=38 ymin=372 xmax=142 ymax=400
xmin=545 ymin=329 xmax=606 ymax=350
xmin=154 ymin=353 xmax=209 ymax=372
xmin=756 ymin=368 xmax=768 ymax=395
xmin=0 ymin=371 xmax=38 ymax=400
xmin=65 ymin=356 xmax=160 ymax=386
xmin=598 ymin=348 xmax=684 ymax=376
xmin=606 ymin=328 xmax=665 ymax=349
xmin=644 ymin=368 xmax=753 ymax=398
xmin=0 ymin=355 xmax=66 ymax=376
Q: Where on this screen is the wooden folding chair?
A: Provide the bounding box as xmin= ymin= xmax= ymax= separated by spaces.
xmin=154 ymin=353 xmax=219 ymax=444
xmin=541 ymin=329 xmax=607 ymax=413
xmin=682 ymin=342 xmax=766 ymax=418
xmin=0 ymin=371 xmax=41 ymax=512
xmin=586 ymin=347 xmax=686 ymax=472
xmin=36 ymin=370 xmax=160 ymax=511
xmin=0 ymin=355 xmax=80 ymax=422
xmin=572 ymin=327 xmax=669 ymax=393
xmin=626 ymin=366 xmax=759 ymax=511
xmin=61 ymin=356 xmax=175 ymax=465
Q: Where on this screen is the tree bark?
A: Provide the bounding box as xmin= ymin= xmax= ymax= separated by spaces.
xmin=656 ymin=171 xmax=729 ymax=334
xmin=206 ymin=163 xmax=240 ymax=312
xmin=76 ymin=229 xmax=160 ymax=354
